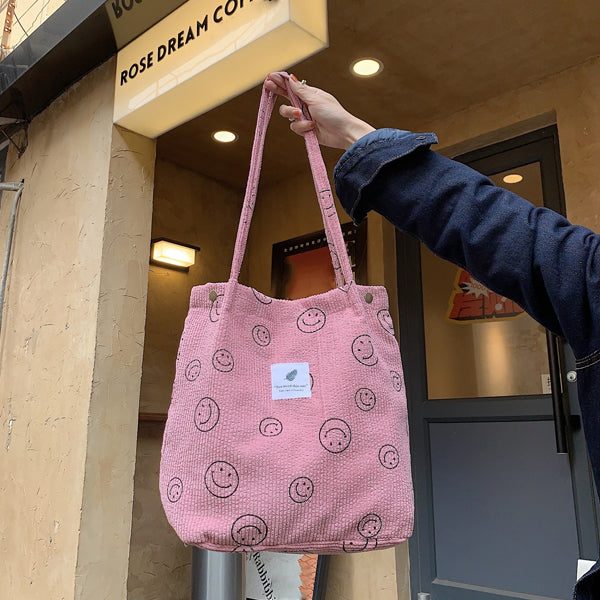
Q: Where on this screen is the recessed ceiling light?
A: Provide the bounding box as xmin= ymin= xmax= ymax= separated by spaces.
xmin=212 ymin=130 xmax=238 ymax=143
xmin=351 ymin=58 xmax=383 ymax=77
xmin=503 ymin=173 xmax=523 ymax=184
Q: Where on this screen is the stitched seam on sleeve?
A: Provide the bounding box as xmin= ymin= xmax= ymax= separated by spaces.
xmin=576 ymin=347 xmax=600 ymax=369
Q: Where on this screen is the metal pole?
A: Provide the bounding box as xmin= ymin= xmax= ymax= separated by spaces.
xmin=191 ymin=548 xmax=244 ymax=600
xmin=0 ymin=182 xmax=24 ymax=335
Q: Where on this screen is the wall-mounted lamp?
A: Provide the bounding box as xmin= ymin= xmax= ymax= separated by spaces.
xmin=151 ymin=238 xmax=200 ymax=271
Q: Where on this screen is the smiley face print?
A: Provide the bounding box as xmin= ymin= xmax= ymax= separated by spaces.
xmin=391 ymin=370 xmax=403 ymax=392
xmin=259 ymin=417 xmax=283 ymax=437
xmin=319 ymin=418 xmax=352 ymax=454
xmin=209 ymin=293 xmax=224 ymax=323
xmin=212 ymin=349 xmax=234 ymax=372
xmin=289 ymin=477 xmax=314 ymax=503
xmin=358 ymin=513 xmax=382 ymax=539
xmin=355 ymin=387 xmax=376 ymax=411
xmin=231 ymin=514 xmax=268 ymax=549
xmin=252 ymin=288 xmax=273 ymax=305
xmin=379 ymin=444 xmax=400 ymax=469
xmin=328 ymin=243 xmax=341 ymax=270
xmin=194 ymin=397 xmax=220 ymax=432
xmin=342 ymin=537 xmax=376 ymax=553
xmin=252 ymin=325 xmax=271 ymax=347
xmin=377 ymin=309 xmax=395 ymax=335
xmin=167 ymin=477 xmax=183 ymax=503
xmin=184 ymin=359 xmax=201 ymax=381
xmin=351 ymin=335 xmax=378 ymax=366
xmin=297 ymin=308 xmax=326 ymax=333
xmin=205 ymin=461 xmax=239 ymax=498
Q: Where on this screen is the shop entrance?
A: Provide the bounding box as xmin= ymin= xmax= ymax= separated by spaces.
xmin=398 ymin=127 xmax=599 ymax=600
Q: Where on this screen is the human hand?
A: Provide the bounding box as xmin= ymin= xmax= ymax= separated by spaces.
xmin=264 ymin=73 xmax=375 ymax=150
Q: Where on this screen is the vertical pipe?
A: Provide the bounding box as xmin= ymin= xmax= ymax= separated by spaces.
xmin=0 ymin=184 xmax=23 ymax=335
xmin=191 ymin=548 xmax=244 ymax=600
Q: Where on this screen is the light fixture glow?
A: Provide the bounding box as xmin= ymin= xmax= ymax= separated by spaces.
xmin=351 ymin=58 xmax=383 ymax=77
xmin=212 ymin=130 xmax=238 ymax=143
xmin=152 ymin=240 xmax=197 ymax=269
xmin=503 ymin=173 xmax=523 ymax=184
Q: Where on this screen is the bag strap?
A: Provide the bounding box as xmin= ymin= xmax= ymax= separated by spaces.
xmin=229 ymin=72 xmax=354 ymax=289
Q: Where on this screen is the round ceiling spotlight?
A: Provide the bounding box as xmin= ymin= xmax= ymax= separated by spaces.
xmin=212 ymin=130 xmax=238 ymax=143
xmin=503 ymin=173 xmax=523 ymax=184
xmin=351 ymin=58 xmax=383 ymax=77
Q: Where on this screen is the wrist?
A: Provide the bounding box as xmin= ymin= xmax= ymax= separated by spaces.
xmin=343 ymin=117 xmax=375 ymax=149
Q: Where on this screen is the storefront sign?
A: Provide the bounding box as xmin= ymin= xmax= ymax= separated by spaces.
xmin=114 ymin=0 xmax=328 ymax=138
xmin=106 ymin=0 xmax=190 ymax=50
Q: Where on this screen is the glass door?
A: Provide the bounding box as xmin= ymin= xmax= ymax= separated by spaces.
xmin=398 ymin=126 xmax=599 ymax=600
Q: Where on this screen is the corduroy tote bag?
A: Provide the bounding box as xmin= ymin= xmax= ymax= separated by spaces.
xmin=159 ymin=73 xmax=413 ymax=554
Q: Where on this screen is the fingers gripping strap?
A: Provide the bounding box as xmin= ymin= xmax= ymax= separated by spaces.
xmin=229 ymin=73 xmax=354 ymax=288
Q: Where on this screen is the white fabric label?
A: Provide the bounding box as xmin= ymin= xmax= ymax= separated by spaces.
xmin=271 ymin=363 xmax=311 ymax=400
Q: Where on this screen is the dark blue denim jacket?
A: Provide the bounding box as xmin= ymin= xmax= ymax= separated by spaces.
xmin=334 ymin=129 xmax=600 ymax=599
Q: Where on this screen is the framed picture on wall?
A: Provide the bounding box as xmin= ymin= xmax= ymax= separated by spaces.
xmin=271 ymin=221 xmax=367 ymax=299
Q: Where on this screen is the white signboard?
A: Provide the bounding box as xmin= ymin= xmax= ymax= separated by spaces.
xmin=114 ymin=0 xmax=328 ymax=137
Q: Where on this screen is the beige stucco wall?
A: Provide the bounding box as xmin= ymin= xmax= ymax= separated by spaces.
xmin=415 ymin=56 xmax=600 ymax=230
xmin=138 ymin=158 xmax=245 ymax=415
xmin=0 ymin=57 xmax=155 ymax=600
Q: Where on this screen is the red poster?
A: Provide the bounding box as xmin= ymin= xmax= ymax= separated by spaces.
xmin=447 ymin=269 xmax=525 ymax=322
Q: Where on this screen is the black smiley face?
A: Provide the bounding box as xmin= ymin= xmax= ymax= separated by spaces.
xmin=184 ymin=359 xmax=201 ymax=381
xmin=252 ymin=289 xmax=273 ymax=305
xmin=297 ymin=308 xmax=326 ymax=333
xmin=328 ymin=243 xmax=341 ymax=270
xmin=194 ymin=397 xmax=220 ymax=432
xmin=231 ymin=514 xmax=268 ymax=547
xmin=379 ymin=444 xmax=400 ymax=469
xmin=289 ymin=477 xmax=314 ymax=503
xmin=355 ymin=387 xmax=376 ymax=411
xmin=205 ymin=461 xmax=239 ymax=498
xmin=252 ymin=325 xmax=271 ymax=347
xmin=391 ymin=370 xmax=403 ymax=392
xmin=342 ymin=538 xmax=369 ymax=553
xmin=358 ymin=514 xmax=382 ymax=539
xmin=259 ymin=417 xmax=283 ymax=437
xmin=209 ymin=294 xmax=224 ymax=322
xmin=212 ymin=349 xmax=234 ymax=372
xmin=167 ymin=477 xmax=183 ymax=503
xmin=351 ymin=335 xmax=378 ymax=366
xmin=319 ymin=418 xmax=352 ymax=453
xmin=377 ymin=309 xmax=395 ymax=335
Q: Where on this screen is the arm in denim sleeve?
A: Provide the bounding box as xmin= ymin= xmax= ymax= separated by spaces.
xmin=333 ymin=129 xmax=600 ymax=358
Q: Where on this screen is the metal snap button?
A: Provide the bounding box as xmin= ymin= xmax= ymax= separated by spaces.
xmin=209 ymin=290 xmax=218 ymax=301
xmin=364 ymin=293 xmax=373 ymax=303
xmin=566 ymin=370 xmax=577 ymax=383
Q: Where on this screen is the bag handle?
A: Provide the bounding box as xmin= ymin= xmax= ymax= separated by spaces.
xmin=229 ymin=72 xmax=354 ymax=289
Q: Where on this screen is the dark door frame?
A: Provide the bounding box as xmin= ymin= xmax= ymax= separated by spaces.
xmin=396 ymin=125 xmax=599 ymax=599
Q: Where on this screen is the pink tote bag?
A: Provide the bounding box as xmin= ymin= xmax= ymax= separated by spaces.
xmin=159 ymin=73 xmax=413 ymax=554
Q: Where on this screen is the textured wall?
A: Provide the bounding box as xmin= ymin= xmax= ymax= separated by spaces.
xmin=417 ymin=56 xmax=600 ymax=231
xmin=0 ymin=60 xmax=114 ymax=599
xmin=74 ymin=124 xmax=155 ymax=598
xmin=0 ymin=57 xmax=156 ymax=600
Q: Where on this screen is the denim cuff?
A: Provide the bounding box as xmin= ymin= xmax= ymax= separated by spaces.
xmin=334 ymin=129 xmax=438 ymax=224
